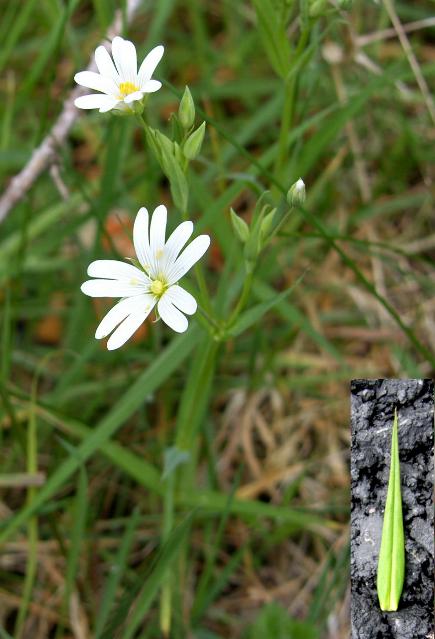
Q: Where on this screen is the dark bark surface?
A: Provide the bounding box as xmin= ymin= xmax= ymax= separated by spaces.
xmin=350 ymin=379 xmax=434 ymax=639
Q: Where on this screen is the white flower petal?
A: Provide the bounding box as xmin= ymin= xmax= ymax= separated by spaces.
xmin=87 ymin=260 xmax=149 ymax=283
xmin=165 ymin=285 xmax=197 ymax=315
xmin=95 ymin=294 xmax=151 ymax=339
xmin=167 ymin=235 xmax=210 ymax=284
xmin=162 ymin=221 xmax=193 ymax=270
xmin=75 ymin=94 xmax=118 ymax=111
xmin=95 ymin=45 xmax=119 ymax=83
xmin=99 ymin=99 xmax=120 ymax=113
xmin=133 ymin=207 xmax=153 ymax=272
xmin=74 ymin=71 xmax=117 ymax=95
xmin=138 ymin=45 xmax=164 ymax=87
xmin=81 ymin=279 xmax=147 ymax=298
xmin=106 ymin=303 xmax=155 ymax=350
xmin=158 ymin=294 xmax=188 ymax=333
xmin=124 ymin=90 xmax=144 ymax=104
xmin=150 ymin=205 xmax=167 ymax=261
xmin=142 ymin=80 xmax=162 ymax=93
xmin=112 ymin=36 xmax=137 ymax=83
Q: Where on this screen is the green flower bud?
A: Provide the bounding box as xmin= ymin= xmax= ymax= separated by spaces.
xmin=244 ymin=224 xmax=262 ymax=266
xmin=309 ymin=0 xmax=328 ymax=17
xmin=230 ymin=208 xmax=250 ymax=243
xmin=287 ymin=178 xmax=306 ymax=207
xmin=260 ymin=208 xmax=276 ymax=241
xmin=178 ymin=86 xmax=195 ymax=130
xmin=183 ymin=121 xmax=206 ymax=160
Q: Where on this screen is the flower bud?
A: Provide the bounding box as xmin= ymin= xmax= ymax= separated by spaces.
xmin=309 ymin=0 xmax=328 ymax=17
xmin=260 ymin=208 xmax=276 ymax=240
xmin=183 ymin=121 xmax=206 ymax=160
xmin=287 ymin=178 xmax=306 ymax=207
xmin=230 ymin=208 xmax=250 ymax=243
xmin=178 ymin=86 xmax=195 ymax=130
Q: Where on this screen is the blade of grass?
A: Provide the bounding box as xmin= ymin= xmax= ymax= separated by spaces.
xmin=55 ymin=464 xmax=88 ymax=639
xmin=13 ymin=400 xmax=333 ymax=531
xmin=94 ymin=509 xmax=141 ymax=639
xmin=191 ymin=470 xmax=242 ymax=623
xmin=13 ymin=367 xmax=39 ymax=639
xmin=0 ymin=0 xmax=39 ymax=75
xmin=0 ymin=328 xmax=199 ymax=545
xmin=111 ymin=515 xmax=192 ymax=639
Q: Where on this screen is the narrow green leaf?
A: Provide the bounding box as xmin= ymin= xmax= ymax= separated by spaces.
xmin=109 ymin=514 xmax=193 ymax=639
xmin=183 ymin=121 xmax=206 ymax=160
xmin=145 ymin=126 xmax=189 ymax=212
xmin=94 ymin=509 xmax=141 ymax=639
xmin=377 ymin=408 xmax=405 ymax=612
xmin=162 ymin=446 xmax=190 ymax=480
xmin=0 ymin=329 xmax=198 ymax=545
xmin=247 ymin=602 xmax=319 ymax=639
xmin=251 ymin=0 xmax=291 ymax=78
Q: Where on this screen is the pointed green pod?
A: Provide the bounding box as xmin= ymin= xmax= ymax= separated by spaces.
xmin=377 ymin=408 xmax=405 ymax=611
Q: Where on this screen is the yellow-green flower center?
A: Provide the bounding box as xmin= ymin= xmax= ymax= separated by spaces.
xmin=118 ymin=81 xmax=139 ymax=98
xmin=150 ymin=279 xmax=165 ymax=297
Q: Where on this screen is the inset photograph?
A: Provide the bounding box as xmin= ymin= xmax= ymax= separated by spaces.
xmin=351 ymin=379 xmax=434 ymax=639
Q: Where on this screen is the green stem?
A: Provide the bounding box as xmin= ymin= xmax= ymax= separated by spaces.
xmin=14 ymin=383 xmax=38 ymax=639
xmin=175 ymin=338 xmax=219 ymax=453
xmin=160 ymin=474 xmax=174 ymax=637
xmin=171 ymin=337 xmax=219 ymax=632
xmin=274 ymin=79 xmax=295 ymax=185
xmin=269 ymin=205 xmax=295 ymax=241
xmin=228 ymin=270 xmax=254 ymax=327
xmin=273 ymin=28 xmax=310 ymax=190
xmin=137 ymin=113 xmax=213 ymax=314
xmin=198 ymin=304 xmax=220 ymax=332
xmin=195 ymin=262 xmax=212 ymax=313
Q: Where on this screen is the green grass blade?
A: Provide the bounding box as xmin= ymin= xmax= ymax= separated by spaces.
xmin=0 ymin=0 xmax=39 ymax=75
xmin=377 ymin=409 xmax=405 ymax=611
xmin=27 ymin=401 xmax=331 ymax=530
xmin=251 ymin=0 xmax=291 ymax=78
xmin=100 ymin=514 xmax=193 ymax=639
xmin=55 ymin=464 xmax=88 ymax=639
xmin=0 ymin=329 xmax=198 ymax=545
xmin=94 ymin=509 xmax=141 ymax=639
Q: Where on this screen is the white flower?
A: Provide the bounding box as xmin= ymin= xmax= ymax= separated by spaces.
xmin=74 ymin=37 xmax=164 ymax=113
xmin=81 ymin=206 xmax=210 ymax=350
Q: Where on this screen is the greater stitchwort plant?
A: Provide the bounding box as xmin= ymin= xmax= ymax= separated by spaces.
xmin=76 ymin=36 xmax=305 ymax=349
xmin=2 ymin=3 xmax=434 ymax=638
xmin=73 ymin=34 xmax=307 ymax=636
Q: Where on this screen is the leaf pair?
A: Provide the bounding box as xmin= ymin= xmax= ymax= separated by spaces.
xmin=377 ymin=408 xmax=405 ymax=612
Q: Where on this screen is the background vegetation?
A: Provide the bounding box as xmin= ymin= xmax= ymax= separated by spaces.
xmin=0 ymin=0 xmax=434 ymax=637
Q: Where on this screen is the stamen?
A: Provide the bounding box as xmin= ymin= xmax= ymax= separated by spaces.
xmin=150 ymin=279 xmax=164 ymax=296
xmin=118 ymin=81 xmax=139 ymax=98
